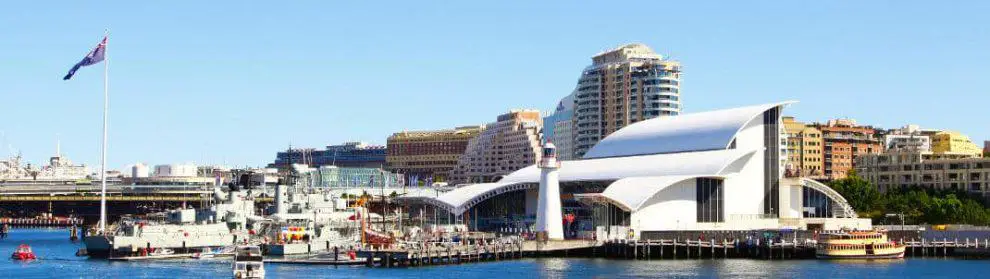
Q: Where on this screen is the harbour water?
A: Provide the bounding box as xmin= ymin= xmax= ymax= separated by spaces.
xmin=1 ymin=229 xmax=986 ymax=278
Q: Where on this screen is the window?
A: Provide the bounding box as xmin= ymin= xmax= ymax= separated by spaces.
xmin=763 ymin=108 xmax=781 ymax=215
xmin=696 ymin=178 xmax=724 ymax=223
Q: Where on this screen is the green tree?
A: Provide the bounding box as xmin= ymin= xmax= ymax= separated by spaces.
xmin=828 ymin=174 xmax=990 ymax=226
xmin=828 ymin=174 xmax=881 ymax=215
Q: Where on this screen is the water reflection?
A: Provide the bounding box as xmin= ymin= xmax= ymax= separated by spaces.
xmin=538 ymin=258 xmax=572 ymax=279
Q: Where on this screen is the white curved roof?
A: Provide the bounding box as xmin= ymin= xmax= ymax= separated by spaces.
xmin=423 ymin=182 xmax=535 ymax=215
xmin=598 ymin=175 xmax=725 ymax=211
xmin=408 ymin=148 xmax=756 ymax=215
xmin=583 ymin=101 xmax=795 ymax=159
xmin=499 ymin=149 xmax=757 ymax=184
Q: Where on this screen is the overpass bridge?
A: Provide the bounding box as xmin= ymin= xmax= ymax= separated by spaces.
xmin=0 ymin=184 xmax=274 ymax=202
xmin=0 ymin=184 xmax=272 ymax=223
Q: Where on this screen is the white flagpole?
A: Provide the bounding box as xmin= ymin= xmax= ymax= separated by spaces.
xmin=99 ymin=29 xmax=110 ymax=234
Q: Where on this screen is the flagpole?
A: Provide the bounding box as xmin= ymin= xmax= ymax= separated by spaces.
xmin=99 ymin=29 xmax=109 ymax=234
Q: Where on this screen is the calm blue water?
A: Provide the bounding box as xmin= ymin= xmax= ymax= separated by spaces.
xmin=0 ymin=228 xmax=986 ymax=278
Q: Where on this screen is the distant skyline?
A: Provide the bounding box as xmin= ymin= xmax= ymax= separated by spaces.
xmin=2 ymin=1 xmax=988 ymax=169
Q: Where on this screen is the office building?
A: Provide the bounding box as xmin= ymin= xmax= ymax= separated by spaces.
xmin=570 ymin=43 xmax=682 ymax=158
xmin=271 ymin=142 xmax=387 ymax=169
xmin=309 ymin=165 xmax=402 ymax=188
xmin=542 ymin=94 xmax=575 ymax=161
xmin=452 ymin=110 xmax=543 ymax=184
xmin=386 ymin=126 xmax=485 ymax=185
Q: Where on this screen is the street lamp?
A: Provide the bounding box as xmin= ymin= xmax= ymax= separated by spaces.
xmin=884 ymin=213 xmax=905 ymax=231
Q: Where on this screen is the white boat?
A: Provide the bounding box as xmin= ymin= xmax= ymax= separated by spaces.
xmin=233 ymin=246 xmax=265 ymax=279
xmin=149 ymin=248 xmax=174 ymax=256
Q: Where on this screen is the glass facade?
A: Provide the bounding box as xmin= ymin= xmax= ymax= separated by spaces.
xmin=273 ymin=142 xmax=386 ymax=169
xmin=802 ymin=186 xmax=834 ymax=218
xmin=309 ymin=166 xmax=402 ymax=188
xmin=696 ymin=178 xmax=725 ymax=223
xmin=763 ymin=108 xmax=781 ymax=216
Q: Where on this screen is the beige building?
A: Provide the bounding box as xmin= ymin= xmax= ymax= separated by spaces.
xmin=782 ymin=117 xmax=824 ymax=178
xmin=856 ymin=150 xmax=990 ymax=198
xmin=931 ymin=131 xmax=983 ymax=158
xmin=451 ymin=110 xmax=543 ymax=184
xmin=571 ymin=43 xmax=682 ymax=158
xmin=811 ymin=119 xmax=883 ymax=180
xmin=386 ymin=126 xmax=485 ymax=184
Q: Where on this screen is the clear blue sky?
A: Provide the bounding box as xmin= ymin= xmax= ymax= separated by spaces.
xmin=1 ymin=1 xmax=987 ymax=170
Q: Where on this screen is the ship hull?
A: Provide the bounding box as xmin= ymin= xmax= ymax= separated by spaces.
xmin=83 ymin=236 xmax=112 ymax=258
xmin=84 ymin=223 xmax=236 ymax=258
xmin=816 ymin=250 xmax=905 ymax=259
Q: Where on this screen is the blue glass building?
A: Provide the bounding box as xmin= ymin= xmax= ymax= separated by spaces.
xmin=272 ymin=142 xmax=386 ymax=169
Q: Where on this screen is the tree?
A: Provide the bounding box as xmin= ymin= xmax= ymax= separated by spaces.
xmin=828 ymin=174 xmax=881 ymax=215
xmin=828 ymin=174 xmax=990 ymax=226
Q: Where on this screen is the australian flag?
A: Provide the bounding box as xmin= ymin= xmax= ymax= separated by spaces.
xmin=63 ymin=36 xmax=107 ymax=80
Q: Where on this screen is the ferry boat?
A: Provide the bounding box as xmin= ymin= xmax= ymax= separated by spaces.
xmin=816 ymin=230 xmax=906 ymax=259
xmin=232 ymin=245 xmax=264 ymax=279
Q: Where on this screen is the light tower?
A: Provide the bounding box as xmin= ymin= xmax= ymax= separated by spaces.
xmin=535 ymin=142 xmax=564 ymax=240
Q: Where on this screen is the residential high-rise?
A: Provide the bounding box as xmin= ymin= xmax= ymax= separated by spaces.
xmin=570 ymin=43 xmax=682 ymax=158
xmin=452 ymin=110 xmax=543 ymax=184
xmin=931 ymin=131 xmax=983 ymax=157
xmin=811 ymin=119 xmax=882 ymax=180
xmin=782 ymin=117 xmax=824 ymax=178
xmin=386 ymin=126 xmax=485 ymax=185
xmin=271 ymin=142 xmax=386 ymax=169
xmin=542 ymin=93 xmax=575 ymax=161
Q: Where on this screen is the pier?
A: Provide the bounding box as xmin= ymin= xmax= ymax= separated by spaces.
xmin=901 ymin=238 xmax=990 ymax=257
xmin=602 ymin=237 xmax=990 ymax=260
xmin=355 ymin=239 xmax=605 ymax=268
xmin=603 ymin=239 xmax=814 ymax=260
xmin=0 ymin=217 xmax=83 ymax=228
xmin=357 ymin=240 xmax=525 ymax=267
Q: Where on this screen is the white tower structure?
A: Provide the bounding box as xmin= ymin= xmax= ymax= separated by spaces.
xmin=535 ymin=142 xmax=564 ymax=240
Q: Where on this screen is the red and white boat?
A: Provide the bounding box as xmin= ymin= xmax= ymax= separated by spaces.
xmin=11 ymin=244 xmax=37 ymax=260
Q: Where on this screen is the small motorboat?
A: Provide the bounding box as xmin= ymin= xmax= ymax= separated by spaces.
xmin=233 ymin=245 xmax=264 ymax=279
xmin=149 ymin=248 xmax=175 ymax=256
xmin=11 ymin=244 xmax=37 ymax=260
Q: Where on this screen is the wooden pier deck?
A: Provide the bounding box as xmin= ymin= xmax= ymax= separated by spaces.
xmin=901 ymin=238 xmax=990 ymax=257
xmin=264 ymin=258 xmax=367 ymax=266
xmin=604 ymin=237 xmax=990 ymax=260
xmin=357 ymin=241 xmax=526 ymax=267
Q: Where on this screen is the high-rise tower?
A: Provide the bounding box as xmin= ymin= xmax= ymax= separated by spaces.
xmin=569 ymin=43 xmax=681 ymax=158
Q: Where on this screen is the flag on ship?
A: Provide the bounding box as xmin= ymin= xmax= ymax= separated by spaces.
xmin=63 ymin=36 xmax=107 ymax=80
